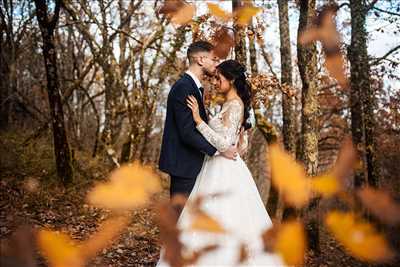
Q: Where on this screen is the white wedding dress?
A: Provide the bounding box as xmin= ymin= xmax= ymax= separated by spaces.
xmin=157 ymin=99 xmax=284 ymax=267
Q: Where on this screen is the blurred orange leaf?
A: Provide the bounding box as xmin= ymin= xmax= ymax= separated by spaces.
xmin=311 ymin=173 xmax=340 ymax=197
xmin=80 ymin=216 xmax=129 ymax=260
xmin=212 ymin=27 xmax=234 ymax=59
xmin=235 ymin=5 xmax=262 ymax=26
xmin=171 ymin=4 xmax=196 ymax=26
xmin=325 ymin=211 xmax=395 ymax=262
xmin=268 ymin=144 xmax=311 ymax=208
xmin=37 ymin=230 xmax=82 ymax=267
xmin=207 ymin=3 xmax=231 ymax=21
xmin=87 ymin=162 xmax=161 ymax=211
xmin=190 ymin=211 xmax=226 ymax=233
xmin=299 ymin=4 xmax=349 ymax=89
xmin=357 ymin=187 xmax=400 ymax=226
xmin=275 ymin=221 xmax=306 ymax=266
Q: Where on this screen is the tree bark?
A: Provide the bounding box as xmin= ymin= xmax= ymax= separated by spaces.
xmin=349 ymin=0 xmax=380 ymax=188
xmin=297 ymin=0 xmax=320 ymax=254
xmin=277 ymin=0 xmax=297 ymax=221
xmin=232 ymin=0 xmax=247 ymax=65
xmin=34 ymin=0 xmax=74 ymax=185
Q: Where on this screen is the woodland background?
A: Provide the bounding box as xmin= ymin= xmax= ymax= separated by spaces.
xmin=1 ymin=0 xmax=399 ymax=266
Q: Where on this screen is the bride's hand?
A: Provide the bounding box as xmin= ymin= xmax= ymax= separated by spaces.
xmin=186 ymin=95 xmax=202 ymax=124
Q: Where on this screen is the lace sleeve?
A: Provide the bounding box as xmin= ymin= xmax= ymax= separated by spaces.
xmin=196 ymin=100 xmax=243 ymax=152
xmin=237 ymin=129 xmax=249 ymax=156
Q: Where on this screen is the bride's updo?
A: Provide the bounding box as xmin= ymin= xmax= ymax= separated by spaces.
xmin=216 ymin=60 xmax=252 ymax=130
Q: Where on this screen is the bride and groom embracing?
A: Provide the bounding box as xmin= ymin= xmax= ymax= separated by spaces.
xmin=157 ymin=41 xmax=284 ymax=266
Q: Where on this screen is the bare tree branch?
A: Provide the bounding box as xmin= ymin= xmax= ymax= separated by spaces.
xmin=370 ymin=44 xmax=400 ymax=66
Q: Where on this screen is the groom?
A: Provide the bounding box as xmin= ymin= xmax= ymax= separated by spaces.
xmin=159 ymin=41 xmax=238 ymax=202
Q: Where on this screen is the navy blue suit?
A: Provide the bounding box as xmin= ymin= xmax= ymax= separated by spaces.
xmin=159 ymin=73 xmax=217 ymax=197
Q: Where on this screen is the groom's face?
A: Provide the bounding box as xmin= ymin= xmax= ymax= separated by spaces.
xmin=197 ymin=51 xmax=219 ymax=76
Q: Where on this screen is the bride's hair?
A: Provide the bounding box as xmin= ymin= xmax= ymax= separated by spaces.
xmin=217 ymin=60 xmax=252 ymax=130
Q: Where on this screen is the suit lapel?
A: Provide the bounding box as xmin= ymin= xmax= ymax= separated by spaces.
xmin=182 ymin=73 xmax=208 ymax=122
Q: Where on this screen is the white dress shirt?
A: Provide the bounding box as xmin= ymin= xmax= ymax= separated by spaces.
xmin=185 ymin=70 xmax=203 ymax=97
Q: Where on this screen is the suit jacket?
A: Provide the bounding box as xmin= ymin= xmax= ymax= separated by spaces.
xmin=159 ymin=73 xmax=217 ymax=179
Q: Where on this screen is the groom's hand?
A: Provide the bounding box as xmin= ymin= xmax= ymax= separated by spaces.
xmin=221 ymin=145 xmax=238 ymax=160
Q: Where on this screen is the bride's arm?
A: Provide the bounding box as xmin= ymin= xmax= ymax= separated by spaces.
xmin=187 ymin=96 xmax=242 ymax=153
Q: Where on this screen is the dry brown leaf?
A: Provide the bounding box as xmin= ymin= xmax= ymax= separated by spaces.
xmin=331 ymin=137 xmax=357 ymax=183
xmin=325 ymin=53 xmax=349 ymax=89
xmin=237 ymin=243 xmax=249 ymax=264
xmin=261 ymin=225 xmax=279 ymax=253
xmin=190 ymin=211 xmax=226 ymax=233
xmin=155 ymin=200 xmax=184 ymax=267
xmin=299 ymin=4 xmax=349 ymax=88
xmin=87 ymin=162 xmax=161 ymax=211
xmin=357 ymin=187 xmax=400 ymax=225
xmin=268 ymin=144 xmax=311 ymax=208
xmin=325 ymin=211 xmax=395 ymax=262
xmin=212 ymin=27 xmax=234 ymax=59
xmin=158 ymin=0 xmax=184 ymax=15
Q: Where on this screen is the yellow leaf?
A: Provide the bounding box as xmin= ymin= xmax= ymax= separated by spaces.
xmin=87 ymin=162 xmax=161 ymax=211
xmin=235 ymin=5 xmax=262 ymax=26
xmin=171 ymin=4 xmax=195 ymax=25
xmin=37 ymin=230 xmax=82 ymax=267
xmin=325 ymin=211 xmax=395 ymax=262
xmin=357 ymin=187 xmax=400 ymax=225
xmin=81 ymin=216 xmax=129 ymax=260
xmin=274 ymin=221 xmax=306 ymax=266
xmin=311 ymin=173 xmax=340 ymax=197
xmin=207 ymin=3 xmax=231 ymax=21
xmin=190 ymin=211 xmax=226 ymax=233
xmin=268 ymin=144 xmax=311 ymax=207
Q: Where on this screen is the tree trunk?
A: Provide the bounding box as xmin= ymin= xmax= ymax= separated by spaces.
xmin=232 ymin=0 xmax=247 ymax=65
xmin=349 ymin=0 xmax=380 ymax=188
xmin=248 ymin=21 xmax=258 ymax=74
xmin=34 ymin=0 xmax=74 ymax=185
xmin=297 ymin=0 xmax=320 ymax=254
xmin=277 ymin=0 xmax=297 ymax=220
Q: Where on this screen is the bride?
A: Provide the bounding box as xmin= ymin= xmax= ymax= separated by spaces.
xmin=157 ymin=60 xmax=284 ymax=266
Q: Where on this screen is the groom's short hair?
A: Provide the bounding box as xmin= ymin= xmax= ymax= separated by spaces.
xmin=187 ymin=41 xmax=214 ymax=64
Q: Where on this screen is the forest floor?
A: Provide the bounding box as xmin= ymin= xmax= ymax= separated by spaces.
xmin=0 ymin=131 xmax=379 ymax=267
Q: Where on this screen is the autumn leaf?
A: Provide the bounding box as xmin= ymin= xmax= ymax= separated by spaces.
xmin=190 ymin=211 xmax=226 ymax=233
xmin=235 ymin=5 xmax=262 ymax=26
xmin=155 ymin=199 xmax=184 ymax=267
xmin=237 ymin=243 xmax=249 ymax=264
xmin=158 ymin=0 xmax=195 ymax=26
xmin=207 ymin=3 xmax=231 ymax=21
xmin=37 ymin=230 xmax=82 ymax=267
xmin=268 ymin=144 xmax=311 ymax=208
xmin=80 ymin=216 xmax=129 ymax=260
xmin=171 ymin=4 xmax=196 ymax=26
xmin=357 ymin=187 xmax=400 ymax=226
xmin=87 ymin=162 xmax=161 ymax=211
xmin=311 ymin=173 xmax=340 ymax=197
xmin=265 ymin=221 xmax=306 ymax=266
xmin=299 ymin=4 xmax=349 ymax=89
xmin=158 ymin=0 xmax=184 ymax=15
xmin=325 ymin=211 xmax=395 ymax=262
xmin=212 ymin=27 xmax=234 ymax=59
xmin=331 ymin=137 xmax=357 ymax=184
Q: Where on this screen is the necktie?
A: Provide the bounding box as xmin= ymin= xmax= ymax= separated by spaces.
xmin=199 ymin=87 xmax=204 ymax=97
